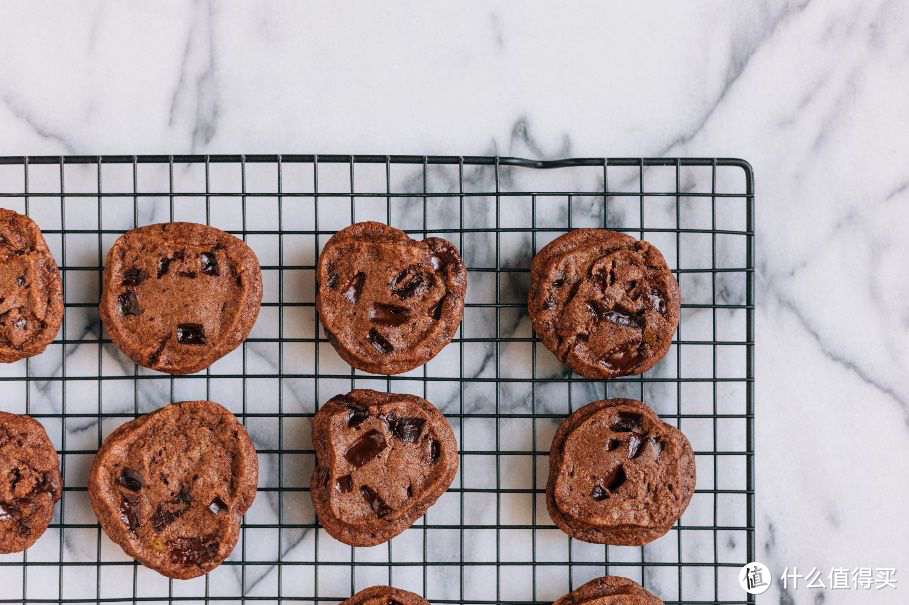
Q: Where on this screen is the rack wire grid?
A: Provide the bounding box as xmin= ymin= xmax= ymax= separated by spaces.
xmin=0 ymin=155 xmax=754 ymax=605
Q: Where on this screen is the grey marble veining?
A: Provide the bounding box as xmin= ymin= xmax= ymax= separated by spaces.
xmin=0 ymin=1 xmax=906 ymax=604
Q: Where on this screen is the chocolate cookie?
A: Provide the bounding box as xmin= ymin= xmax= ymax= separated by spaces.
xmin=529 ymin=228 xmax=679 ymax=379
xmin=99 ymin=222 xmax=263 ymax=374
xmin=554 ymin=576 xmax=663 ymax=605
xmin=316 ymin=222 xmax=467 ymax=375
xmin=341 ymin=585 xmax=430 ymax=605
xmin=546 ymin=398 xmax=695 ymax=545
xmin=0 ymin=209 xmax=63 ymax=363
xmin=88 ymin=401 xmax=257 ymax=579
xmin=311 ymin=389 xmax=458 ymax=546
xmin=0 ymin=412 xmax=62 ymax=553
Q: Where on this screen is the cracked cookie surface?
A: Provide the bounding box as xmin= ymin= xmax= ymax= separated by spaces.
xmin=99 ymin=222 xmax=262 ymax=375
xmin=0 ymin=412 xmax=62 ymax=553
xmin=0 ymin=209 xmax=63 ymax=363
xmin=553 ymin=576 xmax=664 ymax=605
xmin=529 ymin=228 xmax=679 ymax=379
xmin=88 ymin=401 xmax=257 ymax=579
xmin=311 ymin=389 xmax=458 ymax=546
xmin=340 ymin=585 xmax=430 ymax=605
xmin=547 ymin=398 xmax=695 ymax=545
xmin=317 ymin=222 xmax=467 ymax=375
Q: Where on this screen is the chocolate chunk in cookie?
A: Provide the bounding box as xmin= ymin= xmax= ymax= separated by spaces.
xmin=88 ymin=401 xmax=257 ymax=579
xmin=0 ymin=412 xmax=62 ymax=553
xmin=341 ymin=585 xmax=430 ymax=605
xmin=0 ymin=209 xmax=63 ymax=363
xmin=554 ymin=576 xmax=664 ymax=605
xmin=546 ymin=398 xmax=695 ymax=545
xmin=529 ymin=228 xmax=679 ymax=379
xmin=99 ymin=222 xmax=263 ymax=375
xmin=311 ymin=389 xmax=458 ymax=546
xmin=317 ymin=222 xmax=467 ymax=375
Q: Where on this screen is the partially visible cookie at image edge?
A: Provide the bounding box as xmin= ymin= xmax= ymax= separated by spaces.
xmin=529 ymin=228 xmax=679 ymax=379
xmin=0 ymin=411 xmax=62 ymax=554
xmin=311 ymin=389 xmax=458 ymax=547
xmin=88 ymin=400 xmax=257 ymax=579
xmin=99 ymin=222 xmax=262 ymax=374
xmin=546 ymin=398 xmax=695 ymax=545
xmin=341 ymin=585 xmax=431 ymax=605
xmin=317 ymin=221 xmax=467 ymax=375
xmin=553 ymin=576 xmax=664 ymax=605
xmin=0 ymin=209 xmax=64 ymax=363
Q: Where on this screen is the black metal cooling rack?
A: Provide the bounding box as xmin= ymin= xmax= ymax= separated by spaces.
xmin=0 ymin=155 xmax=754 ymax=605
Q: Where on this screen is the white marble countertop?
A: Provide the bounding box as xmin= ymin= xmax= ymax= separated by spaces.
xmin=0 ymin=1 xmax=907 ymax=604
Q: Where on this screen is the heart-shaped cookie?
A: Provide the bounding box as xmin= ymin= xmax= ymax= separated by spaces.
xmin=529 ymin=228 xmax=679 ymax=379
xmin=316 ymin=221 xmax=467 ymax=375
xmin=311 ymin=389 xmax=458 ymax=546
xmin=547 ymin=398 xmax=695 ymax=545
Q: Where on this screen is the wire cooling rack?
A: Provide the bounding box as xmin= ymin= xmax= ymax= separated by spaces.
xmin=0 ymin=155 xmax=754 ymax=605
